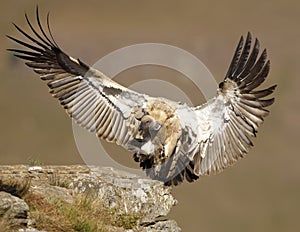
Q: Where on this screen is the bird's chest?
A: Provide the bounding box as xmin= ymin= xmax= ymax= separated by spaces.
xmin=132 ymin=100 xmax=182 ymax=163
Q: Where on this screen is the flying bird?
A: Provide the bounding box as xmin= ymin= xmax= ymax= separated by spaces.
xmin=7 ymin=8 xmax=276 ymax=186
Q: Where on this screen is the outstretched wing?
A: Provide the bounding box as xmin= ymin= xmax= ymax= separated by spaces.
xmin=7 ymin=8 xmax=148 ymax=147
xmin=193 ymin=32 xmax=276 ymax=176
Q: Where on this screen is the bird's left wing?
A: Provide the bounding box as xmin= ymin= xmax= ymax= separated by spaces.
xmin=7 ymin=8 xmax=149 ymax=147
xmin=194 ymin=32 xmax=276 ymax=176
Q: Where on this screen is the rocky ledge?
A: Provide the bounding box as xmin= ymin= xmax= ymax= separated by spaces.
xmin=0 ymin=165 xmax=181 ymax=232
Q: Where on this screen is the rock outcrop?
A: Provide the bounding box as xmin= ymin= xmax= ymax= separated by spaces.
xmin=0 ymin=165 xmax=181 ymax=232
xmin=0 ymin=191 xmax=29 ymax=230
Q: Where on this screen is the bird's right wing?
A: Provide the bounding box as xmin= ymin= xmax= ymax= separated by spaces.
xmin=193 ymin=32 xmax=276 ymax=177
xmin=7 ymin=8 xmax=150 ymax=147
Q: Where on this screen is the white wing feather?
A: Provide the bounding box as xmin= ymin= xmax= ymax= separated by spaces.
xmin=193 ymin=33 xmax=276 ymax=176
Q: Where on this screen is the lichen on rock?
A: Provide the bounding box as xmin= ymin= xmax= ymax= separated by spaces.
xmin=0 ymin=165 xmax=181 ymax=232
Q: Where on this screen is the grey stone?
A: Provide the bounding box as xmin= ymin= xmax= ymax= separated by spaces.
xmin=141 ymin=220 xmax=182 ymax=232
xmin=70 ymin=166 xmax=177 ymax=223
xmin=0 ymin=191 xmax=29 ymax=228
xmin=0 ymin=165 xmax=181 ymax=232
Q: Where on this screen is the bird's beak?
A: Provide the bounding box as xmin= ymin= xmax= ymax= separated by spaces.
xmin=151 ymin=121 xmax=162 ymax=131
xmin=138 ymin=124 xmax=144 ymax=131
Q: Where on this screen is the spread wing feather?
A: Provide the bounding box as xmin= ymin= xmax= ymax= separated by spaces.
xmin=7 ymin=7 xmax=148 ymax=147
xmin=194 ymin=32 xmax=276 ymax=176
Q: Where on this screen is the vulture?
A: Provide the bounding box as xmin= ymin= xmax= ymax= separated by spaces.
xmin=7 ymin=8 xmax=276 ymax=186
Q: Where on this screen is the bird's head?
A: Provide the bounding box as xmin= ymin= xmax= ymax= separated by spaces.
xmin=139 ymin=115 xmax=162 ymax=132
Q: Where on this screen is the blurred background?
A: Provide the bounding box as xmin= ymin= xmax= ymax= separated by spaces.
xmin=1 ymin=0 xmax=299 ymax=231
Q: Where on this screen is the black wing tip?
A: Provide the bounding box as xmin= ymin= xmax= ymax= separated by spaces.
xmin=224 ymin=33 xmax=271 ymax=88
xmin=6 ymin=34 xmax=15 ymax=40
xmin=246 ymin=31 xmax=252 ymax=43
xmin=8 ymin=7 xmax=90 ymax=77
xmin=239 ymin=35 xmax=244 ymax=44
xmin=7 ymin=6 xmax=64 ymax=63
xmin=264 ymin=84 xmax=277 ymax=96
xmin=225 ymin=34 xmax=245 ymax=78
xmin=8 ymin=5 xmax=60 ymax=51
xmin=269 ymin=97 xmax=275 ymax=103
xmin=270 ymin=84 xmax=277 ymax=91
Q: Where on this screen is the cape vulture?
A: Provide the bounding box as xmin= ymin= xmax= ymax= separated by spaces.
xmin=7 ymin=8 xmax=276 ymax=186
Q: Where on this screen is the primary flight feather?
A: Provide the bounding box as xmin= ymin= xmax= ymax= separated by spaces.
xmin=8 ymin=8 xmax=276 ymax=186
